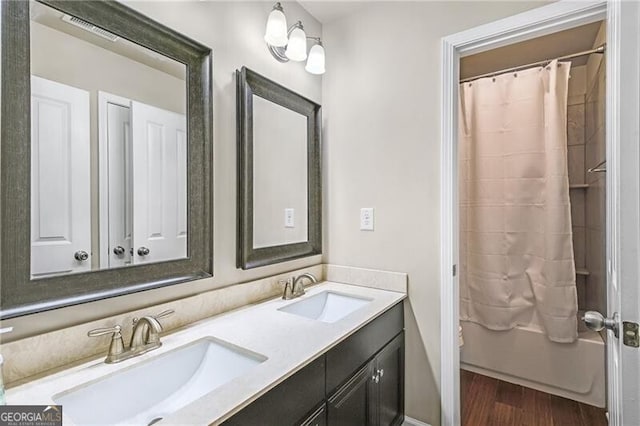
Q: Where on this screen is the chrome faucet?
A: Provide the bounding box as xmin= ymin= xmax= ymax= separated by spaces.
xmin=293 ymin=272 xmax=317 ymax=297
xmin=130 ymin=315 xmax=163 ymax=351
xmin=88 ymin=309 xmax=174 ymax=364
xmin=282 ymin=272 xmax=318 ymax=300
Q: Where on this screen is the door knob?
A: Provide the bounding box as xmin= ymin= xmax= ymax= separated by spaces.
xmin=583 ymin=311 xmax=619 ymax=337
xmin=113 ymin=246 xmax=125 ymax=256
xmin=137 ymin=247 xmax=150 ymax=256
xmin=74 ymin=250 xmax=89 ymax=261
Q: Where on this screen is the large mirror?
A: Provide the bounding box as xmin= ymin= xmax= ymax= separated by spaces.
xmin=236 ymin=67 xmax=321 ymax=269
xmin=1 ymin=0 xmax=212 ymax=318
xmin=30 ymin=1 xmax=188 ymax=277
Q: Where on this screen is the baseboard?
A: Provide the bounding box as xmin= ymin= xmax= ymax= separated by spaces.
xmin=403 ymin=416 xmax=432 ymax=426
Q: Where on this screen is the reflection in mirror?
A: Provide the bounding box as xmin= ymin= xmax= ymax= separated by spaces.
xmin=252 ymin=95 xmax=308 ymax=249
xmin=29 ymin=2 xmax=187 ymax=277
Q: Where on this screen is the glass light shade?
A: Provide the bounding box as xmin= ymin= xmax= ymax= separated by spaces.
xmin=305 ymin=43 xmax=325 ymax=74
xmin=285 ymin=26 xmax=307 ymax=61
xmin=264 ymin=8 xmax=288 ymax=47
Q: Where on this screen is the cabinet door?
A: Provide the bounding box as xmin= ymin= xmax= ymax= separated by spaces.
xmin=375 ymin=332 xmax=405 ymax=426
xmin=328 ymin=363 xmax=376 ymax=426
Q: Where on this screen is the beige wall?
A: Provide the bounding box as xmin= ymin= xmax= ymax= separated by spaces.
xmin=321 ymin=2 xmax=548 ymax=424
xmin=31 ymin=22 xmax=186 ymax=115
xmin=3 ymin=1 xmax=322 ymax=340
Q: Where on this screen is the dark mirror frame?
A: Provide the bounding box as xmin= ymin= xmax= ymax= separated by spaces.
xmin=236 ymin=67 xmax=322 ymax=270
xmin=0 ymin=0 xmax=213 ymax=319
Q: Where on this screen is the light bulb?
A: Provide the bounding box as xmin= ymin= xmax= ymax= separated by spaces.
xmin=285 ymin=22 xmax=307 ymax=62
xmin=305 ymin=42 xmax=325 ymax=74
xmin=264 ymin=3 xmax=288 ymax=47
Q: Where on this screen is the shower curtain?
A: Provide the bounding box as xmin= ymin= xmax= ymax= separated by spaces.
xmin=459 ymin=60 xmax=578 ymax=343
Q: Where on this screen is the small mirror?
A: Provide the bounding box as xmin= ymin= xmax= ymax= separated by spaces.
xmin=236 ymin=67 xmax=321 ymax=269
xmin=30 ymin=1 xmax=187 ymax=277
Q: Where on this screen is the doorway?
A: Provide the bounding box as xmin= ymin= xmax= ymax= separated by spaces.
xmin=440 ymin=1 xmax=640 ymax=426
xmin=457 ymin=21 xmax=606 ymax=424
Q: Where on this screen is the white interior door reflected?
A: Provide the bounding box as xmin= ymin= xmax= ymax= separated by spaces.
xmin=131 ymin=101 xmax=187 ymax=265
xmin=30 ymin=76 xmax=91 ymax=277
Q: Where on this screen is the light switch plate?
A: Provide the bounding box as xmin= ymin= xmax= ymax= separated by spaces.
xmin=360 ymin=208 xmax=374 ymax=231
xmin=285 ymin=208 xmax=295 ymax=228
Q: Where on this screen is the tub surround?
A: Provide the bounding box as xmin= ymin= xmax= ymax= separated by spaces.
xmin=6 ymin=281 xmax=406 ymax=425
xmin=460 ymin=321 xmax=605 ymax=407
xmin=584 ymin=22 xmax=607 ymax=316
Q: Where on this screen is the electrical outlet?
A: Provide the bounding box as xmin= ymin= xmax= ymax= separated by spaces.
xmin=285 ymin=208 xmax=295 ymax=228
xmin=360 ymin=208 xmax=374 ymax=231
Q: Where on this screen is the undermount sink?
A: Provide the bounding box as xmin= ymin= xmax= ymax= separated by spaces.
xmin=278 ymin=291 xmax=372 ymax=323
xmin=54 ymin=337 xmax=267 ymax=426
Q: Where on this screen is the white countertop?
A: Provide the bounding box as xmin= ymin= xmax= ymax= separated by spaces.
xmin=7 ymin=281 xmax=406 ymax=425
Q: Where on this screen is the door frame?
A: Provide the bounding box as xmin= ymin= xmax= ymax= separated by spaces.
xmin=440 ymin=2 xmax=609 ymax=425
xmin=98 ymin=91 xmax=133 ymax=269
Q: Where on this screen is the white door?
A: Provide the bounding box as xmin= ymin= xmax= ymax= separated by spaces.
xmin=106 ymin=102 xmax=133 ymax=268
xmin=30 ymin=76 xmax=91 ymax=276
xmin=131 ymin=101 xmax=187 ymax=264
xmin=601 ymin=1 xmax=640 ymax=424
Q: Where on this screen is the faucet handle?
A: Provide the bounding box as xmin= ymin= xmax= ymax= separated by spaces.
xmin=88 ymin=325 xmax=122 ymax=337
xmin=132 ymin=309 xmax=174 ymax=327
xmin=88 ymin=325 xmax=125 ymax=363
xmin=281 ymin=279 xmax=294 ymax=300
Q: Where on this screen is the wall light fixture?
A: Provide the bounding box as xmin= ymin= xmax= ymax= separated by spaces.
xmin=264 ymin=3 xmax=325 ymax=75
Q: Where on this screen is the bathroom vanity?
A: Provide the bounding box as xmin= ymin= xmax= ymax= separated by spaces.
xmin=223 ymin=301 xmax=404 ymax=426
xmin=5 ymin=282 xmax=405 ymax=425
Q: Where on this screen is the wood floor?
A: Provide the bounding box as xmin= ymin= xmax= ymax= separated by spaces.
xmin=461 ymin=370 xmax=608 ymax=426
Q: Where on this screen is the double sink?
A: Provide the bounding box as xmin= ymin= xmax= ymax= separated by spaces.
xmin=55 ymin=289 xmax=372 ymax=425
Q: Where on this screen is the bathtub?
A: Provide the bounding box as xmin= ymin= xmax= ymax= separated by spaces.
xmin=460 ymin=320 xmax=605 ymax=407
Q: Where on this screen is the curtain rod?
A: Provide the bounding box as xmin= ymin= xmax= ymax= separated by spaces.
xmin=460 ymin=44 xmax=606 ymax=84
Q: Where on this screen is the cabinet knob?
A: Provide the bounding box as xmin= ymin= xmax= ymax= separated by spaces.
xmin=137 ymin=247 xmax=150 ymax=256
xmin=377 ymin=368 xmax=384 ymax=378
xmin=113 ymin=246 xmax=126 ymax=256
xmin=372 ymin=374 xmax=379 ymax=383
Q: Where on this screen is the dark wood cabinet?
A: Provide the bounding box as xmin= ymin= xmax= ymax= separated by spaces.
xmin=326 ymin=303 xmax=404 ymax=394
xmin=327 ymin=332 xmax=405 ymax=426
xmin=222 ymin=356 xmax=325 ymax=426
xmin=374 ymin=332 xmax=405 ymax=426
xmin=223 ymin=302 xmax=404 ymax=426
xmin=327 ymin=364 xmax=376 ymax=426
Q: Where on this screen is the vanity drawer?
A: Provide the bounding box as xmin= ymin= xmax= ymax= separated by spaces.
xmin=325 ymin=302 xmax=403 ymax=394
xmin=223 ymin=355 xmax=325 ymax=426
